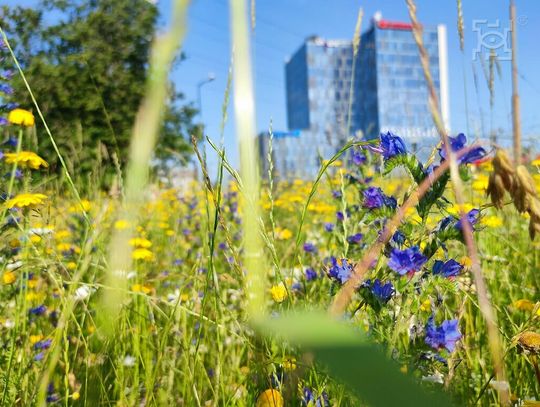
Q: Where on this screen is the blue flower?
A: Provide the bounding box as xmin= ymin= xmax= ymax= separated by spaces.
xmin=29 ymin=305 xmax=47 ymax=316
xmin=324 ymin=222 xmax=334 ymax=232
xmin=350 ymin=149 xmax=366 ymax=166
xmin=388 ymin=246 xmax=427 ymax=275
xmin=425 ymin=316 xmax=462 ymax=352
xmin=332 ymin=190 xmax=342 ymax=199
xmin=455 ymin=209 xmax=480 ymax=231
xmin=363 ymin=187 xmax=397 ymax=210
xmin=305 ymin=268 xmax=318 ymax=281
xmin=347 ymin=233 xmax=363 ymax=244
xmin=439 ymin=133 xmax=486 ymax=165
xmin=302 ymin=387 xmax=330 ymax=407
xmin=363 ymin=187 xmax=385 ymax=209
xmin=392 ymin=230 xmax=406 ymax=245
xmin=303 ymin=242 xmax=317 ymax=254
xmin=432 ymin=259 xmax=463 ymax=278
xmin=363 ymin=279 xmax=395 ymax=303
xmin=34 ymin=339 xmax=52 ymax=350
xmin=326 ymin=257 xmax=353 ymax=284
xmin=380 ymin=131 xmax=407 ymax=159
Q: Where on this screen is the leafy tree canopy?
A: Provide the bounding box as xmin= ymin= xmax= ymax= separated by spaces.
xmin=0 ymin=0 xmax=200 ymax=188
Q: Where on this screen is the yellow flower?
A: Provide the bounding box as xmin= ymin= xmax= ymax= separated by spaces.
xmin=282 ymin=357 xmax=297 ymax=371
xmin=71 ymin=392 xmax=80 ymax=401
xmin=5 ymin=193 xmax=47 ymax=209
xmin=4 ymin=151 xmax=48 ymax=169
xmin=132 ymin=248 xmax=153 ymax=261
xmin=69 ymin=199 xmax=91 ymax=213
xmin=55 ymin=229 xmax=71 ymax=240
xmin=114 ymin=219 xmax=130 ymax=230
xmin=129 ymin=237 xmax=152 ymax=248
xmin=67 ymin=262 xmax=77 ymax=270
xmin=2 ymin=271 xmax=16 ymax=285
xmin=8 ymin=108 xmax=35 ymax=126
xmin=472 ymin=174 xmax=489 ymax=191
xmin=30 ymin=235 xmax=42 ymax=244
xmin=270 ymin=283 xmax=288 ymax=303
xmin=420 ymin=299 xmax=431 ymax=312
xmin=514 ymin=299 xmax=535 ymax=311
xmin=481 ymin=215 xmax=503 ymax=228
xmin=29 ymin=334 xmax=43 ymax=344
xmin=256 ymin=389 xmax=284 ymax=407
xmin=532 ymin=158 xmax=540 ymax=166
xmin=460 ymin=256 xmax=472 ymax=268
xmin=275 ymin=227 xmax=292 ymax=240
xmin=132 ymin=284 xmax=152 ymax=294
xmin=518 ymin=331 xmax=540 ymax=353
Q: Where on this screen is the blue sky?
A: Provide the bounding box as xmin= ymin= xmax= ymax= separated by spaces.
xmin=4 ymin=0 xmax=540 ymax=173
xmin=169 ymin=0 xmax=540 ymax=173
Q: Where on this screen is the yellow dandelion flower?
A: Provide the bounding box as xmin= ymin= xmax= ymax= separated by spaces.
xmin=481 ymin=215 xmax=503 ymax=228
xmin=460 ymin=256 xmax=472 ymax=268
xmin=2 ymin=271 xmax=16 ymax=285
xmin=8 ymin=108 xmax=35 ymax=126
xmin=472 ymin=174 xmax=489 ymax=191
xmin=5 ymin=193 xmax=47 ymax=209
xmin=55 ymin=229 xmax=71 ymax=240
xmin=30 ymin=235 xmax=42 ymax=244
xmin=67 ymin=262 xmax=77 ymax=270
xmin=270 ymin=283 xmax=288 ymax=303
xmin=29 ymin=334 xmax=43 ymax=344
xmin=4 ymin=151 xmax=48 ymax=169
xmin=131 ymin=284 xmax=152 ymax=294
xmin=513 ymin=299 xmax=535 ymax=312
xmin=532 ymin=158 xmax=540 ymax=166
xmin=420 ymin=299 xmax=431 ymax=312
xmin=114 ymin=219 xmax=130 ymax=230
xmin=132 ymin=248 xmax=153 ymax=261
xmin=275 ymin=227 xmax=293 ymax=240
xmin=256 ymin=389 xmax=284 ymax=407
xmin=69 ymin=199 xmax=91 ymax=213
xmin=518 ymin=331 xmax=540 ymax=353
xmin=129 ymin=237 xmax=152 ymax=248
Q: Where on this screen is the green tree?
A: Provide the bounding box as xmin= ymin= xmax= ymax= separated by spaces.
xmin=0 ymin=0 xmax=199 ymax=188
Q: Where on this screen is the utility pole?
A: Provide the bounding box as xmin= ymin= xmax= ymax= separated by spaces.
xmin=510 ymin=0 xmax=522 ymax=163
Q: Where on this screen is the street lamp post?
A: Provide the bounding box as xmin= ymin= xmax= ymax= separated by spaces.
xmin=197 ymin=72 xmax=215 ymax=124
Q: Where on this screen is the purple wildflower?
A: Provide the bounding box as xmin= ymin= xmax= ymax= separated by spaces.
xmin=303 ymin=242 xmax=317 ymax=254
xmin=326 ymin=257 xmax=353 ymax=284
xmin=388 ymin=246 xmax=427 ymax=275
xmin=305 ymin=268 xmax=318 ymax=281
xmin=432 ymin=259 xmax=463 ymax=278
xmin=346 ymin=233 xmax=363 ymax=244
xmin=455 ymin=209 xmax=480 ymax=231
xmin=363 ymin=279 xmax=395 ymax=303
xmin=379 ymin=131 xmax=407 ymax=159
xmin=439 ymin=133 xmax=486 ymax=165
xmin=324 ymin=222 xmax=334 ymax=232
xmin=425 ymin=316 xmax=462 ymax=352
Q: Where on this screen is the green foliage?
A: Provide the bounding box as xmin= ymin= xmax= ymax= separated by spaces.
xmin=0 ymin=0 xmax=198 ymax=188
xmin=256 ymin=312 xmax=454 ymax=407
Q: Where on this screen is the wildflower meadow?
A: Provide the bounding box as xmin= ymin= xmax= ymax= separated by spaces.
xmin=1 ymin=0 xmax=540 ymax=406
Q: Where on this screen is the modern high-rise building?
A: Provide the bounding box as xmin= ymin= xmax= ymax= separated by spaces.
xmin=267 ymin=12 xmax=449 ymax=180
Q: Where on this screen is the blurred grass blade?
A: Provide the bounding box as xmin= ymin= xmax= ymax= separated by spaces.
xmin=99 ymin=0 xmax=191 ymax=335
xmin=229 ymin=0 xmax=265 ymax=318
xmin=256 ymin=311 xmax=454 ymax=407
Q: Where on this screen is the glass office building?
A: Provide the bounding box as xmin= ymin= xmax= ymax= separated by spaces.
xmin=277 ymin=13 xmax=449 ymax=179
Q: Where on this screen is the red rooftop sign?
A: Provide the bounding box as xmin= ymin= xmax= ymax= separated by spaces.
xmin=376 ymin=20 xmax=413 ymax=30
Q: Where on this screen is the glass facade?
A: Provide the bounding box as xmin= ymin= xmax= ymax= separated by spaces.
xmin=275 ymin=17 xmax=448 ymax=180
